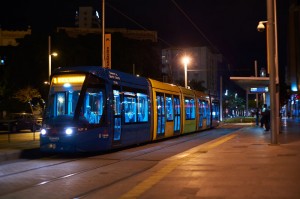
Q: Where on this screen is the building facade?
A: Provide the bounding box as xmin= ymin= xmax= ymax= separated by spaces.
xmin=162 ymin=47 xmax=222 ymax=95
xmin=287 ymin=0 xmax=300 ymax=117
xmin=0 ymin=27 xmax=31 ymax=47
xmin=58 ymin=6 xmax=157 ymax=42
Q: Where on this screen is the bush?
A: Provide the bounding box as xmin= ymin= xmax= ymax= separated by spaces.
xmin=224 ymin=117 xmax=256 ymax=123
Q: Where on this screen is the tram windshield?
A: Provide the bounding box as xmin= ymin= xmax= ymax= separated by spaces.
xmin=44 ymin=74 xmax=106 ymax=125
xmin=44 ymin=75 xmax=86 ymax=120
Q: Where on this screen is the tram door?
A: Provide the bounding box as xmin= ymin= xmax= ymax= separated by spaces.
xmin=156 ymin=93 xmax=165 ymax=136
xmin=113 ymin=89 xmax=121 ymax=142
xmin=174 ymin=96 xmax=181 ymax=133
xmin=198 ymin=99 xmax=204 ymax=128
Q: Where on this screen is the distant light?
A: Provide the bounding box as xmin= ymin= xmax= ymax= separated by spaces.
xmin=291 ymin=84 xmax=298 ymax=92
xmin=51 ymin=52 xmax=58 ymax=57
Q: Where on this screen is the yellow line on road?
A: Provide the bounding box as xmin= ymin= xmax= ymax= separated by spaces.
xmin=120 ymin=133 xmax=237 ymax=199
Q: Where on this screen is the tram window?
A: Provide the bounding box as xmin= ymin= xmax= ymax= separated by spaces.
xmin=69 ymin=91 xmax=80 ymax=116
xmin=212 ymin=101 xmax=220 ymax=119
xmin=203 ymin=101 xmax=208 ymax=119
xmin=47 ymin=89 xmax=81 ymax=118
xmin=205 ymin=101 xmax=211 ymax=125
xmin=113 ymin=89 xmax=122 ymax=141
xmin=184 ymin=97 xmax=195 ymax=120
xmin=198 ymin=99 xmax=204 ymax=127
xmin=124 ymin=92 xmax=137 ymax=123
xmin=57 ymin=93 xmax=66 ymax=116
xmin=156 ymin=93 xmax=165 ymax=135
xmin=83 ymin=88 xmax=105 ymax=124
xmin=166 ymin=95 xmax=173 ymax=121
xmin=137 ymin=93 xmax=148 ymax=122
xmin=113 ymin=90 xmax=121 ymax=116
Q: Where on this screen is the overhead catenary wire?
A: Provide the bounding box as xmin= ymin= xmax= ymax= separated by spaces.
xmin=106 ymin=2 xmax=173 ymax=47
xmin=170 ymin=0 xmax=219 ymax=53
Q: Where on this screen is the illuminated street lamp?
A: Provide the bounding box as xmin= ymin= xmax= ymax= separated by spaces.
xmin=48 ymin=36 xmax=58 ymax=79
xmin=182 ymin=56 xmax=190 ymax=88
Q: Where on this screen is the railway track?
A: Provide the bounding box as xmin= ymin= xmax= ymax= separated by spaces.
xmin=0 ymin=125 xmax=245 ymax=199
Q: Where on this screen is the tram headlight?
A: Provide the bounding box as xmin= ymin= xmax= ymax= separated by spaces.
xmin=40 ymin=128 xmax=47 ymax=135
xmin=65 ymin=128 xmax=73 ymax=135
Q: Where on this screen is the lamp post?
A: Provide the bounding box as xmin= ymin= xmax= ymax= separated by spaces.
xmin=257 ymin=0 xmax=279 ymax=144
xmin=102 ymin=0 xmax=105 ymax=68
xmin=48 ymin=36 xmax=58 ymax=79
xmin=182 ymin=56 xmax=190 ymax=88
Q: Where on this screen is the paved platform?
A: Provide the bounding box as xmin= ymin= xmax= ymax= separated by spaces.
xmin=111 ymin=120 xmax=300 ymax=199
xmin=114 ymin=118 xmax=300 ymax=199
xmin=0 ymin=119 xmax=299 ymax=198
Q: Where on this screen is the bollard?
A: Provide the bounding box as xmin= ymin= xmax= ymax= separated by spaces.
xmin=7 ymin=122 xmax=11 ymax=143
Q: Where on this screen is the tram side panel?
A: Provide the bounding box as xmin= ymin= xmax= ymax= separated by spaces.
xmin=179 ymin=87 xmax=197 ymax=134
xmin=211 ymin=97 xmax=220 ymax=128
xmin=148 ymin=79 xmax=182 ymax=140
xmin=194 ymin=90 xmax=211 ymax=130
xmin=109 ymin=72 xmax=152 ymax=148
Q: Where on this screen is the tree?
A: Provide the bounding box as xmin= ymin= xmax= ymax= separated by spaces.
xmin=189 ymin=79 xmax=207 ymax=92
xmin=223 ymin=92 xmax=246 ymax=117
xmin=13 ymin=87 xmax=42 ymax=115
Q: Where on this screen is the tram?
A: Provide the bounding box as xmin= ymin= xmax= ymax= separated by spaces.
xmin=40 ymin=66 xmax=220 ymax=152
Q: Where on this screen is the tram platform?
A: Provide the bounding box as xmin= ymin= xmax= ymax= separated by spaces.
xmin=112 ymin=118 xmax=300 ymax=199
xmin=0 ymin=118 xmax=300 ymax=198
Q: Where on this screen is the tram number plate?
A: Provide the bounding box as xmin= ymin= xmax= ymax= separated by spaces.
xmin=49 ymin=137 xmax=59 ymax=142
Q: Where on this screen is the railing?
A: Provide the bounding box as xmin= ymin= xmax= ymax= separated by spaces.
xmin=0 ymin=124 xmax=39 ymax=143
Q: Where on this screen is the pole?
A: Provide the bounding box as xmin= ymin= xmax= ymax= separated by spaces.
xmin=48 ymin=35 xmax=51 ymax=79
xmin=220 ymin=76 xmax=223 ymax=121
xmin=266 ymin=0 xmax=278 ymax=144
xmin=133 ymin=64 xmax=135 ymax=75
xmin=184 ymin=62 xmax=187 ymax=88
xmin=102 ymin=0 xmax=105 ymax=68
xmin=255 ymin=60 xmax=259 ymax=108
xmin=255 ymin=60 xmax=259 ymax=126
xmin=274 ymin=0 xmax=280 ymax=134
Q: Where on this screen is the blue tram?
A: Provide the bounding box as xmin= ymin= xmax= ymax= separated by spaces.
xmin=40 ymin=66 xmax=220 ymax=152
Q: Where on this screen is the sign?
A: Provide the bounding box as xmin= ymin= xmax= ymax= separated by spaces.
xmin=249 ymin=87 xmax=269 ymax=93
xmin=104 ymin=34 xmax=111 ymax=69
xmin=52 ymin=75 xmax=86 ymax=84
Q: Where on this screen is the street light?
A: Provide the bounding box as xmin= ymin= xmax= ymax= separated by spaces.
xmin=48 ymin=36 xmax=58 ymax=79
xmin=257 ymin=21 xmax=268 ymax=32
xmin=182 ymin=56 xmax=190 ymax=88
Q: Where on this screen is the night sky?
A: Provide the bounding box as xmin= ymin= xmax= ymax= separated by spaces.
xmin=0 ymin=0 xmax=289 ymax=76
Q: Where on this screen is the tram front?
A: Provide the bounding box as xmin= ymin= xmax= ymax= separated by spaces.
xmin=40 ymin=71 xmax=109 ymax=153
